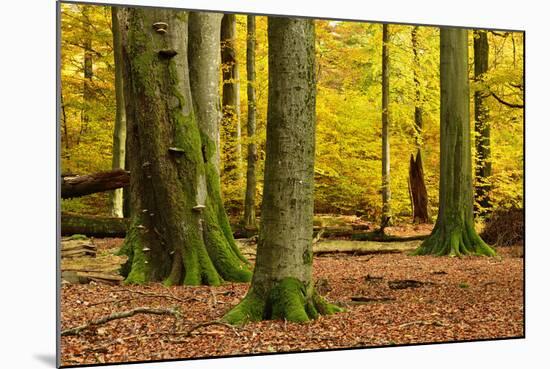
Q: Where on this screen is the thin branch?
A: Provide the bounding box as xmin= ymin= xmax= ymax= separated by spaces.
xmin=489 ymin=31 xmax=510 ymax=38
xmin=61 ymin=307 xmax=181 ymax=336
xmin=490 ymin=91 xmax=524 ymax=109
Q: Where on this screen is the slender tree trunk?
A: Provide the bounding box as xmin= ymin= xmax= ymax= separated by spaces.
xmin=409 ymin=26 xmax=431 ymax=223
xmin=474 ymin=30 xmax=491 ymax=217
xmin=243 ymin=15 xmax=258 ymax=229
xmin=413 ymin=28 xmax=495 ymax=257
xmin=224 ymin=18 xmax=340 ymax=324
xmin=123 ymin=147 xmax=131 ymax=217
xmin=381 ymin=24 xmax=391 ymax=227
xmin=220 ymin=14 xmax=243 ymax=182
xmin=118 ymin=8 xmax=251 ymax=285
xmin=109 ymin=7 xmax=127 ymax=218
xmin=79 ymin=7 xmax=93 ymax=146
xmin=60 ymin=88 xmax=69 ymax=150
xmin=412 ymin=26 xmax=423 ymax=147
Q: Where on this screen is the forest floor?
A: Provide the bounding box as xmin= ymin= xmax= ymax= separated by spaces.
xmin=60 ymin=228 xmax=524 ymax=366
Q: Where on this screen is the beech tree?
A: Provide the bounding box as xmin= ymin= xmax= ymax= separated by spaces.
xmin=80 ymin=6 xmax=93 ymax=145
xmin=224 ymin=17 xmax=341 ymax=324
xmin=221 ymin=14 xmax=243 ymax=181
xmin=243 ymin=15 xmax=258 ymax=229
xmin=109 ymin=6 xmax=126 ymax=218
xmin=413 ymin=28 xmax=496 ymax=257
xmin=380 ymin=24 xmax=392 ymax=227
xmin=118 ymin=8 xmax=251 ymax=285
xmin=474 ymin=30 xmax=491 ymax=216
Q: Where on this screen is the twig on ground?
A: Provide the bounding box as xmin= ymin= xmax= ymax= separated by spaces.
xmin=87 ymin=286 xmax=204 ymax=307
xmin=209 ymin=287 xmax=218 ymax=307
xmin=61 ymin=307 xmax=181 ymax=336
xmin=398 ymin=320 xmax=448 ymax=329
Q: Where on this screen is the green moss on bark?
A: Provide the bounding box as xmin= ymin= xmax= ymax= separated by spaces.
xmin=223 ymin=278 xmax=342 ymax=325
xmin=413 ymin=222 xmax=496 ymax=257
xmin=118 ymin=219 xmax=149 ymax=284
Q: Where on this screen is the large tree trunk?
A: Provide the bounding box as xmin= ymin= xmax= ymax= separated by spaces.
xmin=224 ymin=18 xmax=340 ymax=324
xmin=118 ymin=8 xmax=251 ymax=285
xmin=243 ymin=15 xmax=258 ymax=229
xmin=413 ymin=28 xmax=495 ymax=257
xmin=381 ymin=24 xmax=392 ymax=226
xmin=220 ymin=14 xmax=243 ymax=183
xmin=474 ymin=30 xmax=492 ymax=217
xmin=109 ymin=7 xmax=127 ymax=218
xmin=188 ymin=12 xmax=223 ymax=173
xmin=409 ymin=26 xmax=431 ymax=223
xmin=61 ymin=169 xmax=129 ymax=199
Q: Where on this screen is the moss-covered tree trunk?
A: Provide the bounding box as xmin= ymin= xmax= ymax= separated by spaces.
xmin=224 ymin=18 xmax=341 ymax=324
xmin=221 ymin=14 xmax=243 ymax=183
xmin=118 ymin=8 xmax=251 ymax=285
xmin=381 ymin=24 xmax=392 ymax=227
xmin=413 ymin=28 xmax=495 ymax=257
xmin=409 ymin=26 xmax=431 ymax=224
xmin=474 ymin=30 xmax=492 ymax=217
xmin=243 ymin=15 xmax=258 ymax=229
xmin=109 ymin=7 xmax=127 ymax=218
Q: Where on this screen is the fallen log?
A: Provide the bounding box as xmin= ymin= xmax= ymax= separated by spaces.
xmin=61 ymin=213 xmax=129 ymax=237
xmin=351 ymin=232 xmax=429 ymax=242
xmin=61 ymin=169 xmax=129 ymax=199
xmin=230 ymin=223 xmax=427 ymax=242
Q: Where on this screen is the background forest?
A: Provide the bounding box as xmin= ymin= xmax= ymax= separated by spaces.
xmin=57 ymin=3 xmax=525 ymax=366
xmin=60 ymin=4 xmax=523 ymax=226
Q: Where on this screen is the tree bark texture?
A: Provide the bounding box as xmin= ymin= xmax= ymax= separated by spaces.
xmin=118 ymin=8 xmax=251 ymax=285
xmin=474 ymin=30 xmax=492 ymax=216
xmin=109 ymin=7 xmax=127 ymax=218
xmin=220 ymin=14 xmax=243 ymax=182
xmin=61 ymin=169 xmax=129 ymax=199
xmin=188 ymin=11 xmax=223 ymax=174
xmin=224 ymin=18 xmax=341 ymax=324
xmin=381 ymin=24 xmax=392 ymax=225
xmin=243 ymin=15 xmax=258 ymax=229
xmin=413 ymin=28 xmax=495 ymax=256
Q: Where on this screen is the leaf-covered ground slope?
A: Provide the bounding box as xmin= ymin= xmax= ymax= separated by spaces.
xmin=60 ymin=239 xmax=523 ymax=366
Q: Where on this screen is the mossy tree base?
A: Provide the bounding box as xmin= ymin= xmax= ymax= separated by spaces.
xmin=412 ymin=223 xmax=496 ymax=257
xmin=223 ymin=278 xmax=342 ymax=325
